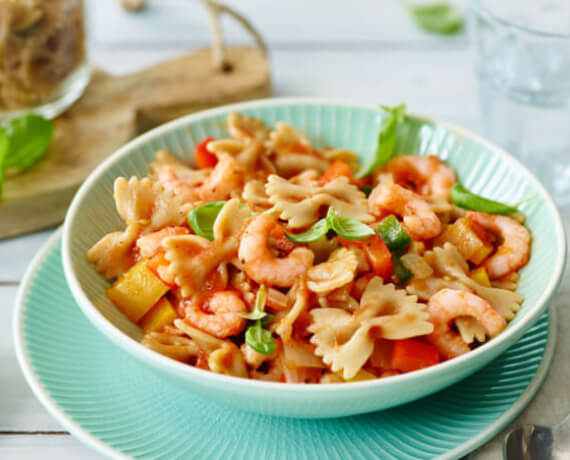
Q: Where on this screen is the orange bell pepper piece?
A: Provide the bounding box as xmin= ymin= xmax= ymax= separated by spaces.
xmin=339 ymin=234 xmax=393 ymax=281
xmin=319 ymin=160 xmax=353 ymax=186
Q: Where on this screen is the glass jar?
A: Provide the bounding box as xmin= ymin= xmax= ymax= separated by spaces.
xmin=0 ymin=0 xmax=89 ymax=119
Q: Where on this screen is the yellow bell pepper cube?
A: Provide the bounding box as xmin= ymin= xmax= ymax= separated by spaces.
xmin=343 ymin=369 xmax=376 ymax=382
xmin=439 ymin=218 xmax=493 ymax=264
xmin=106 ymin=259 xmax=169 ymax=323
xmin=139 ymin=297 xmax=178 ymax=333
xmin=470 ymin=266 xmax=491 ymax=287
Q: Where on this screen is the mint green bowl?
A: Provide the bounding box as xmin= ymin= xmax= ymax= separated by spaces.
xmin=62 ymin=98 xmax=566 ymax=419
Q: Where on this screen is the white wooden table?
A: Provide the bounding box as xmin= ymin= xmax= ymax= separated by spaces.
xmin=1 ymin=1 xmax=568 ymax=458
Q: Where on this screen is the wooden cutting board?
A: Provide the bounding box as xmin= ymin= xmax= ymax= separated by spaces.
xmin=0 ymin=46 xmax=271 ymax=240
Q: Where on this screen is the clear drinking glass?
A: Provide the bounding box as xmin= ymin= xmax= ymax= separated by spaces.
xmin=0 ymin=0 xmax=90 ymax=120
xmin=469 ymin=0 xmax=570 ymax=207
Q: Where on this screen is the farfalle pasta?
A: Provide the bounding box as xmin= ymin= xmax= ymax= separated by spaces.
xmin=88 ymin=111 xmax=532 ymax=383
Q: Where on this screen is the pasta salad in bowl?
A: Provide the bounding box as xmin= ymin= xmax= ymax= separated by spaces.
xmin=62 ymin=99 xmax=565 ymax=418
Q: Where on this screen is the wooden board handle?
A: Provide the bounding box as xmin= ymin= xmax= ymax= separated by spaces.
xmin=204 ymin=0 xmax=268 ymax=71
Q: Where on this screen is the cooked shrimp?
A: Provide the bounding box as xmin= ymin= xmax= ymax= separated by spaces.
xmin=238 ymin=214 xmax=314 ymax=287
xmin=369 ymin=183 xmax=441 ymax=240
xmin=155 ymin=153 xmax=244 ymax=203
xmin=427 ymin=289 xmax=506 ymax=359
xmin=183 ymin=291 xmax=247 ymax=338
xmin=198 ymin=153 xmax=245 ymax=201
xmin=136 ymin=226 xmax=189 ymax=258
xmin=386 ymin=155 xmax=456 ymax=199
xmin=467 ymin=211 xmax=531 ymax=279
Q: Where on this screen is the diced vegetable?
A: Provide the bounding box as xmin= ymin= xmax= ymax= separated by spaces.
xmin=376 ymin=215 xmax=412 ymax=250
xmin=139 ymin=297 xmax=178 ymax=333
xmin=400 ymin=253 xmax=433 ymax=279
xmin=470 ymin=267 xmax=491 ymax=287
xmin=345 ymin=369 xmax=376 ymax=382
xmin=391 ymin=251 xmax=413 ymax=284
xmin=194 ymin=136 xmax=217 ymax=169
xmin=361 ymin=235 xmax=393 ymax=280
xmin=438 ymin=217 xmax=493 ymax=264
xmin=369 ymin=339 xmax=394 ymax=369
xmin=391 ymin=339 xmax=440 ymax=372
xmin=106 ymin=259 xmax=170 ymax=323
xmin=283 ymin=340 xmax=323 ymax=368
xmin=319 ymin=160 xmax=353 ymax=186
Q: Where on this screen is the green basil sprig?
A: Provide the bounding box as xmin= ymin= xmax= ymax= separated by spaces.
xmin=187 ymin=201 xmax=226 ymax=240
xmin=243 ymin=285 xmax=275 ymax=355
xmin=239 ymin=284 xmax=268 ymax=321
xmin=285 ymin=218 xmax=329 ymax=243
xmin=246 ymin=324 xmax=275 ymax=355
xmin=356 ymin=104 xmax=406 ymax=179
xmin=0 ymin=114 xmax=53 ymax=201
xmin=286 ymin=207 xmax=374 ymax=243
xmin=408 ymin=3 xmax=463 ymax=35
xmin=450 ymin=184 xmax=521 ymax=215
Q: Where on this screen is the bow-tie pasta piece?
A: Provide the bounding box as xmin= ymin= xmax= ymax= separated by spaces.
xmin=429 ymin=243 xmax=522 ymax=321
xmin=309 ymin=277 xmax=433 ymax=379
xmin=228 ymin=111 xmax=271 ymax=142
xmin=266 ymin=175 xmax=373 ymax=228
xmin=87 ymin=223 xmax=140 ymax=279
xmin=455 ymin=317 xmax=487 ymax=344
xmin=212 ymin=198 xmax=251 ymax=241
xmin=163 ymin=234 xmax=238 ymax=298
xmin=114 ymin=176 xmax=192 ymax=232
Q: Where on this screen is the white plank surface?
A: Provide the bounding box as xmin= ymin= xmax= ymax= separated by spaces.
xmin=1 ymin=0 xmax=568 ymax=458
xmin=0 ymin=287 xmax=65 ymax=432
xmin=0 ymin=435 xmax=102 ymax=460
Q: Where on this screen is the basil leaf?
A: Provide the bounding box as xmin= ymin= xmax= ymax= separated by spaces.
xmin=261 ymin=313 xmax=275 ymax=328
xmin=245 ymin=323 xmax=275 ymax=355
xmin=285 ymin=218 xmax=329 ymax=243
xmin=410 ymin=3 xmax=463 ymax=36
xmin=239 ymin=284 xmax=268 ymax=320
xmin=187 ymin=201 xmax=226 ymax=240
xmin=239 ymin=311 xmax=267 ymax=321
xmin=4 ymin=114 xmax=53 ymax=169
xmin=254 ymin=284 xmax=267 ymax=312
xmin=326 ymin=207 xmax=374 ymax=241
xmin=356 ymin=104 xmax=406 ymax=179
xmin=450 ymin=184 xmax=518 ymax=215
xmin=0 ymin=131 xmax=8 ymax=202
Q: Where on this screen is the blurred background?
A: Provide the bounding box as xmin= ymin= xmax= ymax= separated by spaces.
xmin=87 ymin=0 xmax=475 ymax=126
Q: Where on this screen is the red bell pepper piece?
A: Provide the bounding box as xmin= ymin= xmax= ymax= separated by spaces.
xmin=391 ymin=339 xmax=440 ymax=373
xmin=194 ymin=136 xmax=217 ymax=169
